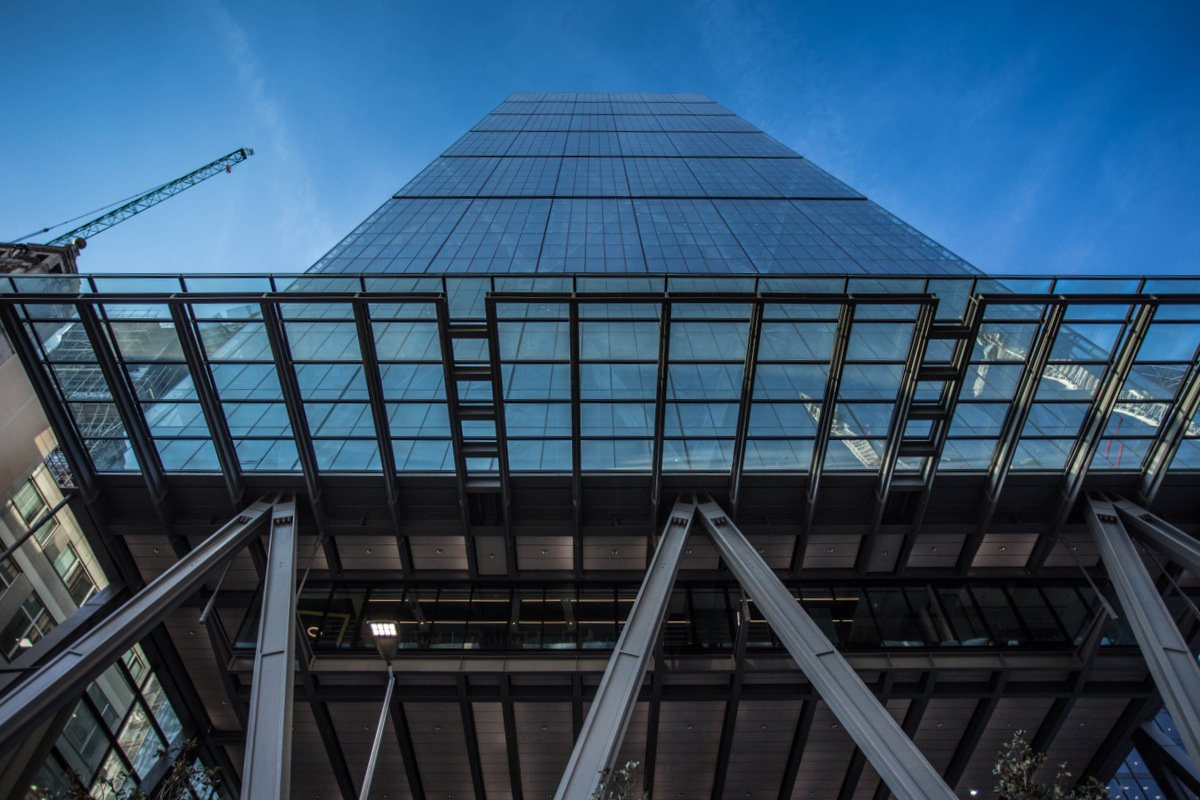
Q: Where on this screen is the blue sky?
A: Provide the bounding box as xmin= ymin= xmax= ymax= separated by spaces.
xmin=3 ymin=1 xmax=1198 ymax=276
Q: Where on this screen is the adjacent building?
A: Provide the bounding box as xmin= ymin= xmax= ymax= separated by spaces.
xmin=1 ymin=94 xmax=1199 ymax=800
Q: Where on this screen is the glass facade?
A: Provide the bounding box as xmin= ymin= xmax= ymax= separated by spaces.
xmin=3 ymin=273 xmax=1198 ymax=482
xmin=312 ymin=93 xmax=973 ymax=276
xmin=3 ymin=94 xmax=1196 ymax=800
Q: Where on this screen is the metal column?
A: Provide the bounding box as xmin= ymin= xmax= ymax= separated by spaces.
xmin=0 ymin=497 xmax=274 ymax=753
xmin=1113 ymin=497 xmax=1200 ymax=577
xmin=242 ymin=497 xmax=300 ymax=800
xmin=694 ymin=499 xmax=957 ymax=800
xmin=1085 ymin=495 xmax=1200 ymax=770
xmin=553 ymin=497 xmax=696 ymax=800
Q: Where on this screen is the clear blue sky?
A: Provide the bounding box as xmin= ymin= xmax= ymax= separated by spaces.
xmin=3 ymin=1 xmax=1197 ymax=276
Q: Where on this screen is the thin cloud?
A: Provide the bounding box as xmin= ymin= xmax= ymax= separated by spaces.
xmin=201 ymin=0 xmax=332 ymax=270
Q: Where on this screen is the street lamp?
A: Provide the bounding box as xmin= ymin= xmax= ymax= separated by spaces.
xmin=360 ymin=620 xmax=399 ymax=800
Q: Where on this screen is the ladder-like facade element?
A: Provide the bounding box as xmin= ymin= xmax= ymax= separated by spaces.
xmin=864 ymin=299 xmax=984 ymax=572
xmin=436 ymin=299 xmax=513 ymax=575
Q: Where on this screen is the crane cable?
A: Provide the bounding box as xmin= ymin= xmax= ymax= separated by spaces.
xmin=10 ymin=175 xmax=184 ymax=243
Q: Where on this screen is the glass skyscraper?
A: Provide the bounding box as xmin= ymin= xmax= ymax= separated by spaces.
xmin=2 ymin=94 xmax=1199 ymax=800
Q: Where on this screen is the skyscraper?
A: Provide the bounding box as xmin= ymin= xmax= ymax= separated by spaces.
xmin=1 ymin=94 xmax=1199 ymax=800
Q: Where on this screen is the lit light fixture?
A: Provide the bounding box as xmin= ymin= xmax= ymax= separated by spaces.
xmin=360 ymin=620 xmax=399 ymax=800
xmin=970 ymin=791 xmax=979 ymax=797
xmin=367 ymin=619 xmax=400 ymax=664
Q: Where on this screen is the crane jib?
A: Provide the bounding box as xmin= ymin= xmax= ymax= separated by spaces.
xmin=44 ymin=148 xmax=254 ymax=248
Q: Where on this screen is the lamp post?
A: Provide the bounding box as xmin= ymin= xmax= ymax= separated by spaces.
xmin=361 ymin=620 xmax=400 ymax=800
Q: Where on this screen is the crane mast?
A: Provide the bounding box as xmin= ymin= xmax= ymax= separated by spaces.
xmin=44 ymin=148 xmax=254 ymax=247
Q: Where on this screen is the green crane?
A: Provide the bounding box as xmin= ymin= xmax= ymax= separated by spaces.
xmin=35 ymin=148 xmax=254 ymax=248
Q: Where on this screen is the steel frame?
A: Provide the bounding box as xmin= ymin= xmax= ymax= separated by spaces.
xmin=1137 ymin=352 xmax=1200 ymax=506
xmin=553 ymin=497 xmax=695 ymax=800
xmin=695 ymin=498 xmax=957 ymax=800
xmin=1085 ymin=495 xmax=1200 ymax=769
xmin=649 ymin=303 xmax=673 ymax=529
xmin=170 ymin=302 xmax=245 ymax=505
xmin=353 ymin=300 xmax=414 ymax=579
xmin=1113 ymin=497 xmax=1200 ymax=577
xmin=0 ymin=496 xmax=274 ymax=753
xmin=1132 ymin=721 xmax=1200 ymax=798
xmin=1049 ymin=303 xmax=1157 ymax=533
xmin=728 ymin=303 xmax=764 ymax=519
xmin=800 ymin=301 xmax=853 ymax=562
xmin=391 ymin=696 xmax=426 ymax=800
xmin=241 ymin=497 xmax=300 ymax=799
xmin=959 ymin=300 xmax=1066 ymax=573
xmin=260 ymin=301 xmax=341 ymax=575
xmin=77 ymin=302 xmax=177 ymax=547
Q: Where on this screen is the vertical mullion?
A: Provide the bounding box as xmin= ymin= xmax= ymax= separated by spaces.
xmin=728 ymin=301 xmax=764 ymax=517
xmin=798 ymin=302 xmax=854 ymax=575
xmin=570 ymin=300 xmax=583 ymax=578
xmin=649 ymin=302 xmax=672 ymax=528
xmin=170 ymin=301 xmax=244 ymax=505
xmin=77 ymin=302 xmax=167 ymax=504
xmin=353 ymin=299 xmax=413 ymax=580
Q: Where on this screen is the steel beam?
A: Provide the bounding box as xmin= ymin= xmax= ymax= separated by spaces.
xmin=553 ymin=497 xmax=695 ymax=800
xmin=643 ymin=665 xmax=663 ymax=793
xmin=1113 ymin=498 xmax=1200 ymax=577
xmin=260 ymin=301 xmax=340 ymax=577
xmin=354 ymin=300 xmax=413 ymax=580
xmin=1132 ymin=721 xmax=1200 ymax=798
xmin=502 ymin=676 xmax=525 ymax=800
xmin=570 ymin=301 xmax=583 ymax=578
xmin=242 ymin=498 xmax=299 ymax=800
xmin=391 ymin=698 xmax=426 ymax=800
xmin=942 ymin=674 xmax=1003 ymax=788
xmin=0 ymin=701 xmax=76 ymax=800
xmin=711 ymin=596 xmax=751 ymax=800
xmin=695 ymin=499 xmax=957 ymax=800
xmin=871 ymin=301 xmax=935 ymax=528
xmin=483 ymin=296 xmax=516 ymax=574
xmin=459 ymin=675 xmax=489 ymax=800
xmin=0 ymin=496 xmax=69 ymax=564
xmin=0 ymin=583 xmax=122 ymax=695
xmin=1086 ymin=495 xmax=1200 ymax=768
xmin=77 ymin=302 xmax=174 ymax=538
xmin=802 ymin=302 xmax=853 ymax=554
xmin=170 ymin=302 xmax=244 ymax=506
xmin=0 ymin=304 xmax=97 ymax=500
xmin=1046 ymin=303 xmax=1157 ymax=542
xmin=729 ymin=302 xmax=764 ymax=518
xmin=289 ymin=600 xmax=357 ymax=800
xmin=958 ymin=301 xmax=1067 ymax=572
xmin=648 ymin=304 xmax=673 ymax=528
xmin=873 ymin=675 xmax=934 ymax=800
xmin=778 ymin=697 xmax=817 ymax=800
xmin=1138 ymin=356 xmax=1200 ymax=506
xmin=1081 ymin=695 xmax=1159 ymax=788
xmin=0 ymin=497 xmax=273 ymax=753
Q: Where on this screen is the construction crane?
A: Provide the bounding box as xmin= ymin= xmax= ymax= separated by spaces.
xmin=33 ymin=148 xmax=253 ymax=248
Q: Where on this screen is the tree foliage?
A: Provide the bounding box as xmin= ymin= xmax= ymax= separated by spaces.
xmin=592 ymin=760 xmax=649 ymax=800
xmin=994 ymin=731 xmax=1109 ymax=800
xmin=39 ymin=739 xmax=219 ymax=800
